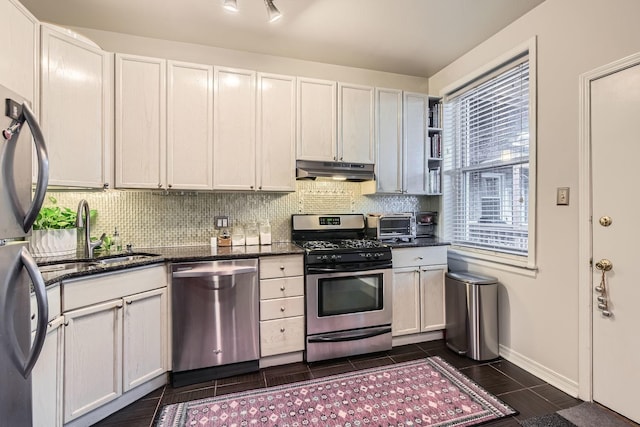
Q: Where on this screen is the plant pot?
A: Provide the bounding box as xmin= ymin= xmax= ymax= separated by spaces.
xmin=29 ymin=228 xmax=78 ymax=258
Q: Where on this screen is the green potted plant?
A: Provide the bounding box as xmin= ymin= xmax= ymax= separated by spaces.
xmin=29 ymin=197 xmax=96 ymax=257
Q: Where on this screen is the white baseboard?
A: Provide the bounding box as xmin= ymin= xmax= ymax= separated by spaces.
xmin=499 ymin=344 xmax=579 ymax=397
xmin=392 ymin=330 xmax=444 ymax=347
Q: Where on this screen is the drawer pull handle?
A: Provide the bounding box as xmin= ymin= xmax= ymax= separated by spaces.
xmin=280 ymin=306 xmax=285 ymax=312
xmin=280 ymin=327 xmax=286 ymax=333
xmin=280 ymin=286 xmax=286 ymax=291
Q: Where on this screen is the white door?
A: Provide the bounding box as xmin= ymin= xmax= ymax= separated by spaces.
xmin=591 ymin=61 xmax=640 ymax=423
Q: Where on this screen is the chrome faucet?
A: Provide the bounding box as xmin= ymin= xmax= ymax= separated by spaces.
xmin=76 ymin=199 xmax=105 ymax=258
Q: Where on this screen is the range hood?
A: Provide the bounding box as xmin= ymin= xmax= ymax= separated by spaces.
xmin=296 ymin=160 xmax=375 ymax=182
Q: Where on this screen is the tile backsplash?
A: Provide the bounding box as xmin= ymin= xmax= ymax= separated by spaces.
xmin=46 ymin=181 xmax=438 ymax=248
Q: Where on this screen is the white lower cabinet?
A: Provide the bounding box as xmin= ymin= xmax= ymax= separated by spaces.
xmin=122 ymin=288 xmax=168 ymax=392
xmin=32 ymin=316 xmax=64 ymax=427
xmin=64 ymin=299 xmax=123 ymax=422
xmin=391 ymin=246 xmax=447 ymax=336
xmin=259 ymin=255 xmax=305 ymax=357
xmin=61 ymin=266 xmax=168 ymax=424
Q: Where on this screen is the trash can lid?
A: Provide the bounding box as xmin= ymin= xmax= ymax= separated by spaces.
xmin=446 ymin=271 xmax=497 ymax=285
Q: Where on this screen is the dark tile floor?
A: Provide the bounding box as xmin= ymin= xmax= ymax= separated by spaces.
xmin=94 ymin=339 xmax=583 ymax=426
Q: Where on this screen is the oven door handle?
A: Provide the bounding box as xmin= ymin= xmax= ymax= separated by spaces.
xmin=306 ymin=263 xmax=392 ymax=274
xmin=307 ymin=326 xmax=391 ymax=343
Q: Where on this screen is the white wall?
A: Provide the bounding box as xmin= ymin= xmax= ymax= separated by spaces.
xmin=430 ymin=0 xmax=640 ymax=396
xmin=69 ymin=26 xmax=429 ymax=93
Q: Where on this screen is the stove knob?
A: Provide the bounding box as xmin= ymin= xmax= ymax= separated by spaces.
xmin=330 ymin=254 xmax=337 ymax=260
xmin=365 ymin=253 xmax=372 ymax=258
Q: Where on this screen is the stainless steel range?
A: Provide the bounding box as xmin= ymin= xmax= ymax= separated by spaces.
xmin=292 ymin=214 xmax=393 ymax=362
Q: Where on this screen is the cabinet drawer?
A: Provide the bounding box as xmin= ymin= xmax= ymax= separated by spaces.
xmin=260 ymin=276 xmax=304 ymax=299
xmin=260 ymin=296 xmax=304 ymax=321
xmin=63 ymin=265 xmax=167 ymax=311
xmin=392 ymin=246 xmax=447 ymax=268
xmin=260 ymin=255 xmax=303 ymax=279
xmin=260 ymin=316 xmax=305 ymax=357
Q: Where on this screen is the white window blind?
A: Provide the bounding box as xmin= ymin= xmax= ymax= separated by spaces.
xmin=443 ymin=56 xmax=531 ymax=257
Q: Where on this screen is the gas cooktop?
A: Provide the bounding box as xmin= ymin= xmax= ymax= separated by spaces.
xmin=297 ymin=239 xmax=387 ymax=251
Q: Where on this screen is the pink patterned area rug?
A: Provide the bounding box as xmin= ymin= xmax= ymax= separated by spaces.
xmin=156 ymin=356 xmax=517 ymax=427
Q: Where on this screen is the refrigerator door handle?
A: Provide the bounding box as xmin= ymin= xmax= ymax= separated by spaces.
xmin=20 ymin=247 xmax=48 ymax=378
xmin=20 ymin=103 xmax=49 ymax=232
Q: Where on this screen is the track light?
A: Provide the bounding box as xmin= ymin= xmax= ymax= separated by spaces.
xmin=264 ymin=0 xmax=282 ymax=22
xmin=223 ymin=0 xmax=238 ymax=12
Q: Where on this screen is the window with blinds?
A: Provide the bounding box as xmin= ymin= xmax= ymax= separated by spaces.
xmin=443 ymin=53 xmax=532 ymax=259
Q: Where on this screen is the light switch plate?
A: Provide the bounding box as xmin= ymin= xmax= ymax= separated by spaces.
xmin=214 ymin=216 xmax=229 ymax=229
xmin=557 ymin=187 xmax=570 ymax=205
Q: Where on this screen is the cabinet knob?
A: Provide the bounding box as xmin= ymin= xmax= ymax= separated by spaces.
xmin=157 ymin=183 xmax=162 ymax=188
xmin=417 ymin=256 xmax=424 ymax=260
xmin=280 ymin=286 xmax=286 ymax=291
xmin=280 ymin=327 xmax=286 ymax=333
xmin=280 ymin=306 xmax=285 ymax=312
xmin=126 ymin=300 xmax=133 ymax=305
xmin=168 ymin=184 xmax=172 ymax=189
xmin=64 ymin=321 xmax=69 ymax=327
xmin=116 ymin=304 xmax=123 ymax=309
xmin=103 ymin=182 xmax=109 ymax=189
xmin=279 ymin=265 xmax=285 ymax=270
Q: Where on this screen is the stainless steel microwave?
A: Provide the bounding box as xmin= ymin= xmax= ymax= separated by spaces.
xmin=366 ymin=213 xmax=416 ymax=241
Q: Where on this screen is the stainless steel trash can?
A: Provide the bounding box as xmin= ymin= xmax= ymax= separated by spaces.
xmin=445 ymin=272 xmax=499 ymax=361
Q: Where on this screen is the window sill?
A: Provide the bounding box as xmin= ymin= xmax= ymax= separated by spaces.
xmin=447 ymin=247 xmax=538 ymax=278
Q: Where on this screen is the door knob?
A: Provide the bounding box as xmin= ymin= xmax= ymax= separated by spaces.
xmin=595 ymin=259 xmax=612 ymax=271
xmin=599 ymin=216 xmax=612 ymax=227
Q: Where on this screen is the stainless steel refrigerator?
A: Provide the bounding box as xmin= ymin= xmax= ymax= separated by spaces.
xmin=0 ymin=83 xmax=50 ymax=425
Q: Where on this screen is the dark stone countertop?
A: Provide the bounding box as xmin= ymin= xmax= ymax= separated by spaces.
xmin=383 ymin=237 xmax=451 ymax=249
xmin=36 ymin=243 xmax=304 ymax=286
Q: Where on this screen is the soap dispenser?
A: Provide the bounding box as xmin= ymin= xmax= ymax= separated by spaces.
xmin=112 ymin=227 xmax=122 ymax=252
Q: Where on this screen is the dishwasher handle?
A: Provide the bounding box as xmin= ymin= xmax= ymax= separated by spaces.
xmin=172 ymin=264 xmax=257 ymax=279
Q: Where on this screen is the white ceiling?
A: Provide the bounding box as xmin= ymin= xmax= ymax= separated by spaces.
xmin=20 ymin=0 xmax=545 ymax=78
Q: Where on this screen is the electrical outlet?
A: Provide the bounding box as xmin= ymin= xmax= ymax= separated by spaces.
xmin=214 ymin=216 xmax=229 ymax=229
xmin=556 ymin=187 xmax=570 ymax=205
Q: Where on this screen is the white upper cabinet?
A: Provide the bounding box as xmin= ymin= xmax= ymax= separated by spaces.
xmin=338 ymin=82 xmax=374 ymax=163
xmin=257 ymin=73 xmax=296 ymax=191
xmin=40 ymin=25 xmax=112 ymax=189
xmin=115 ymin=53 xmax=167 ymax=189
xmin=297 ymin=78 xmax=373 ymax=164
xmin=213 ymin=66 xmax=256 ymax=190
xmin=167 ymin=60 xmax=213 ymax=190
xmin=0 ymin=0 xmax=38 ymax=105
xmin=403 ymin=91 xmax=429 ymax=195
xmin=370 ymin=87 xmax=403 ymax=193
xmin=296 ymin=77 xmax=337 ymax=161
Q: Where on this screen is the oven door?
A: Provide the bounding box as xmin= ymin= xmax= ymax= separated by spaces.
xmin=306 ymin=267 xmax=392 ymax=336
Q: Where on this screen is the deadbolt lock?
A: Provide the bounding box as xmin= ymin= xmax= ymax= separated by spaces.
xmin=599 ymin=216 xmax=613 ymax=227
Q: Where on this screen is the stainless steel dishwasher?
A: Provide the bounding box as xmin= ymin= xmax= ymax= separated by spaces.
xmin=171 ymin=258 xmax=259 ymax=387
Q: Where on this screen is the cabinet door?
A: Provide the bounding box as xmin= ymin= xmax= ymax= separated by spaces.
xmin=420 ymin=266 xmax=446 ymax=332
xmin=257 ymin=73 xmax=296 ymax=191
xmin=63 ymin=300 xmax=123 ymax=423
xmin=374 ymin=88 xmax=403 ymax=193
xmin=213 ymin=66 xmax=256 ymax=190
xmin=32 ymin=316 xmax=64 ymax=427
xmin=115 ymin=54 xmax=166 ymax=189
xmin=0 ymin=0 xmax=38 ymax=106
xmin=403 ymin=92 xmax=429 ymax=195
xmin=123 ymin=288 xmax=167 ymax=392
xmin=260 ymin=316 xmax=305 ymax=357
xmin=338 ymin=82 xmax=374 ymax=163
xmin=41 ymin=25 xmax=112 ymax=189
xmin=391 ymin=267 xmax=421 ymax=336
xmin=296 ymin=77 xmax=336 ymax=161
xmin=167 ymin=60 xmax=213 ymax=190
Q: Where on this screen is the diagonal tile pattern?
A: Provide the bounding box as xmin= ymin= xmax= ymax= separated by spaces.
xmin=93 ymin=339 xmax=583 ymax=426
